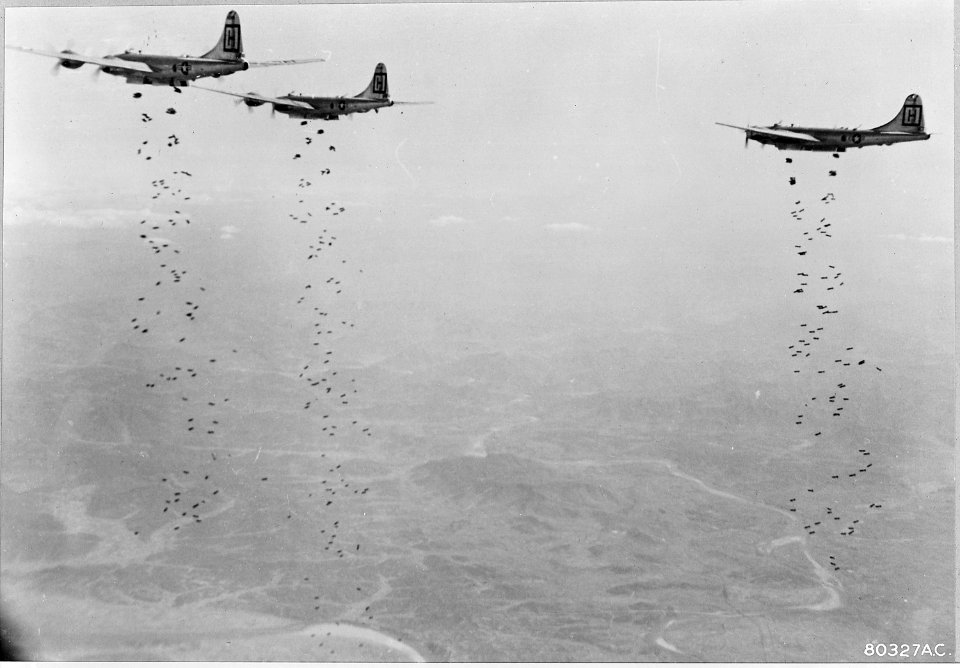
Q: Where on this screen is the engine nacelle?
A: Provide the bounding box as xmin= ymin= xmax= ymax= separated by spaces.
xmin=244 ymin=95 xmax=266 ymax=107
xmin=59 ymin=50 xmax=84 ymax=69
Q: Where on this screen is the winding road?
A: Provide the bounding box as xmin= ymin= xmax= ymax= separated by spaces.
xmin=640 ymin=456 xmax=842 ymax=612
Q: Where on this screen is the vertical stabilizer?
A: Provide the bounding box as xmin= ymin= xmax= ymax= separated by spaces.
xmin=871 ymin=93 xmax=924 ymax=133
xmin=200 ymin=11 xmax=243 ymax=61
xmin=357 ymin=63 xmax=389 ymax=100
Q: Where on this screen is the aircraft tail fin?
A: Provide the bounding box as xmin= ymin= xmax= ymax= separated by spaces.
xmin=200 ymin=10 xmax=243 ymax=61
xmin=871 ymin=93 xmax=925 ymax=133
xmin=357 ymin=63 xmax=389 ymax=100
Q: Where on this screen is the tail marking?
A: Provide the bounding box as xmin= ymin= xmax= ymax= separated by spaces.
xmin=872 ymin=93 xmax=925 ymax=134
xmin=201 ymin=11 xmax=243 ymax=61
xmin=901 ymin=97 xmax=922 ymax=127
xmin=358 ymin=63 xmax=389 ymax=100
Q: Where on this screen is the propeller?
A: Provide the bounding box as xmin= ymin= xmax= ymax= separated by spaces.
xmin=52 ymin=49 xmax=81 ymax=75
xmin=48 ymin=40 xmax=70 ymax=76
xmin=233 ymin=95 xmax=265 ymax=114
xmin=49 ymin=40 xmax=91 ymax=76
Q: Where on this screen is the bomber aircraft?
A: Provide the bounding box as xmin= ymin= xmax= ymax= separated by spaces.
xmin=716 ymin=94 xmax=930 ymax=151
xmin=194 ymin=63 xmax=430 ymax=120
xmin=7 ymin=11 xmax=327 ymax=88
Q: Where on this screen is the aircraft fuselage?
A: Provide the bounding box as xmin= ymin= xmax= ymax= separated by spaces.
xmin=748 ymin=126 xmax=930 ymax=151
xmin=271 ymin=95 xmax=393 ymax=120
xmin=105 ymin=52 xmax=248 ymax=86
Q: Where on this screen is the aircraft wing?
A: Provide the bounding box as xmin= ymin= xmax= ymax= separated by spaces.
xmin=246 ymin=52 xmax=330 ymax=68
xmin=191 ymin=85 xmax=314 ymax=110
xmin=715 ymin=122 xmax=820 ymax=144
xmin=6 ymin=45 xmax=154 ymax=73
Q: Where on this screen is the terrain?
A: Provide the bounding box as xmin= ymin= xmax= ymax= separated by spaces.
xmin=1 ymin=195 xmax=953 ymax=660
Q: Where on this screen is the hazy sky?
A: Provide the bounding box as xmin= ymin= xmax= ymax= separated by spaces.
xmin=5 ymin=2 xmax=953 ymax=206
xmin=2 ymin=6 xmax=955 ymax=661
xmin=4 ymin=1 xmax=955 ymax=345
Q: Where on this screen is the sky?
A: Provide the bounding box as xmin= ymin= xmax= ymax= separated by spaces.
xmin=1 ymin=3 xmax=955 ymax=658
xmin=3 ymin=1 xmax=955 ymax=342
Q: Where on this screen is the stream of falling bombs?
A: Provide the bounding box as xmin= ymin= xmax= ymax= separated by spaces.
xmin=126 ymin=95 xmax=377 ymax=612
xmin=133 ymin=95 xmax=382 ymax=631
xmin=129 ymin=94 xmax=201 ymax=349
xmin=281 ymin=120 xmax=389 ymax=629
xmin=782 ymin=155 xmax=885 ymax=573
xmin=127 ymin=90 xmax=241 ymax=536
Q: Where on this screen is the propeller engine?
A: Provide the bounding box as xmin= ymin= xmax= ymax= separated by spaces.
xmin=743 ymin=119 xmax=754 ymax=149
xmin=56 ymin=49 xmax=84 ymax=71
